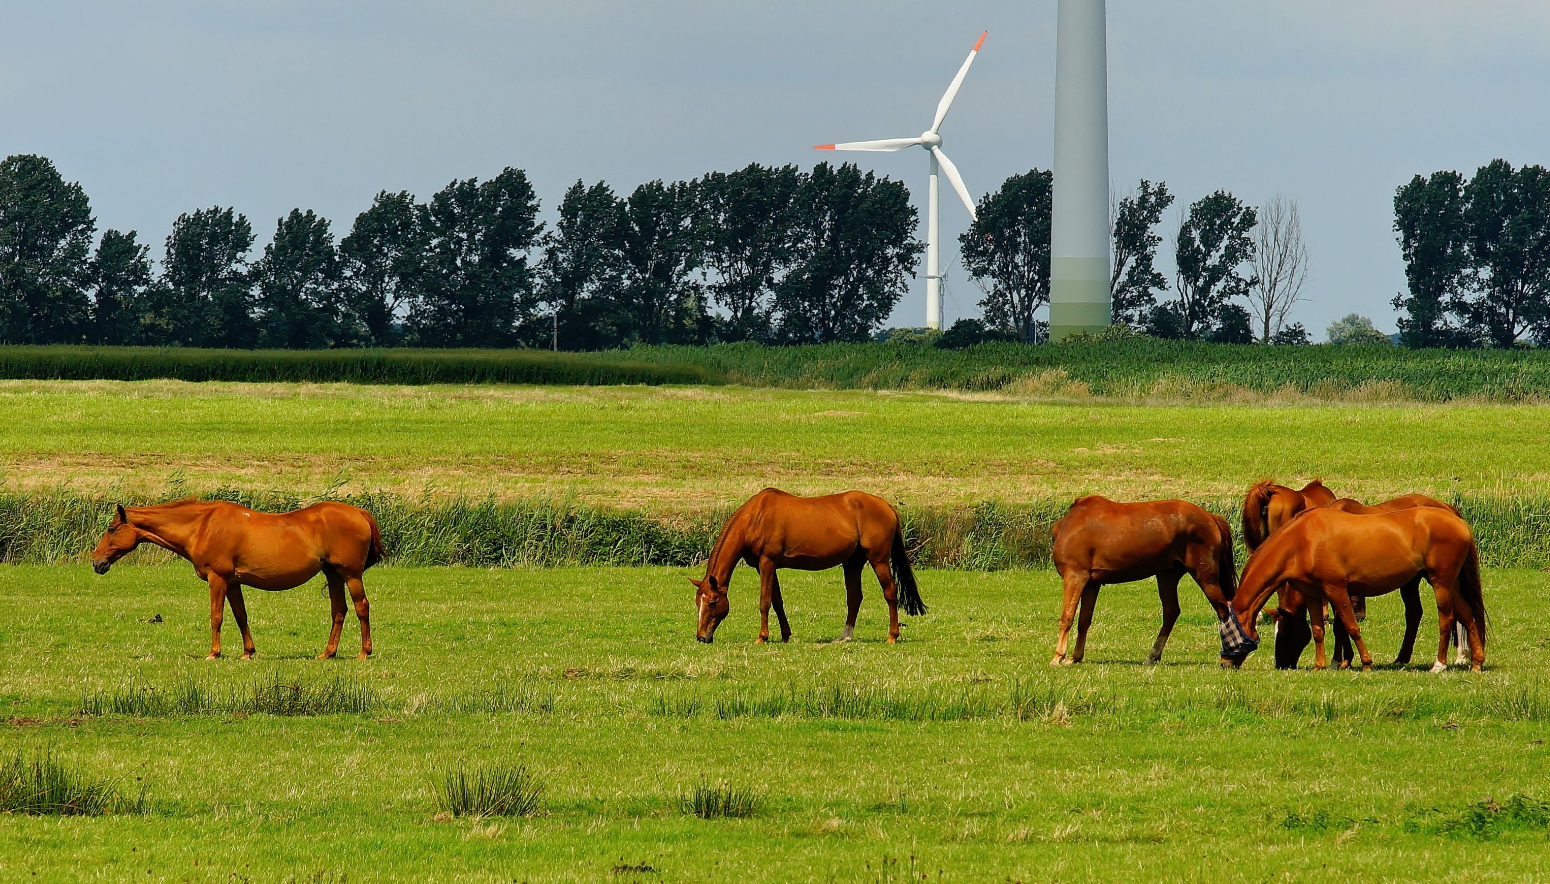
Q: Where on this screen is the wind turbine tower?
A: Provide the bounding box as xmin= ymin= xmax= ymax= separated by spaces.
xmin=1049 ymin=0 xmax=1112 ymax=340
xmin=816 ymin=32 xmax=986 ymax=331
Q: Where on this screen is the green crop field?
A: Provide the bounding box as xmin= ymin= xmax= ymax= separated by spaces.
xmin=4 ymin=379 xmax=1549 ymax=510
xmin=3 ymin=564 xmax=1550 ymax=883
xmin=5 ymin=376 xmax=1550 ymax=881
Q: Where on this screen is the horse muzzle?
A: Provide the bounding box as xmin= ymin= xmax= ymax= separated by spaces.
xmin=92 ymin=560 xmax=111 ymax=575
xmin=697 ymin=635 xmax=713 ymax=644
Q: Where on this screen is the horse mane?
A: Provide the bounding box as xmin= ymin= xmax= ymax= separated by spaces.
xmin=1241 ymin=480 xmax=1282 ymax=551
xmin=702 ymin=501 xmax=754 ymax=590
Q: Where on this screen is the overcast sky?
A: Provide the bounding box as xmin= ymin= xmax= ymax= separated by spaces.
xmin=4 ymin=1 xmax=1548 ymax=338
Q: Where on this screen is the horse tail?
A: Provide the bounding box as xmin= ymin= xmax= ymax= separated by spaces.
xmin=364 ymin=512 xmax=386 ymax=570
xmin=1242 ymin=481 xmax=1275 ymax=550
xmin=1213 ymin=514 xmax=1238 ymax=601
xmin=891 ymin=523 xmax=927 ymax=617
xmin=1458 ymin=539 xmax=1486 ymax=651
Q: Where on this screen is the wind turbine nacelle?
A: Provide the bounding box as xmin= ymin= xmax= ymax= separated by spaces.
xmin=919 ymin=132 xmax=943 ymax=149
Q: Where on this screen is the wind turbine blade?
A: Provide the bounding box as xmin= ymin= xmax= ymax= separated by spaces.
xmin=930 ymin=31 xmax=986 ymax=133
xmin=932 ymin=147 xmax=977 ymax=220
xmin=815 ymin=137 xmax=925 ymax=152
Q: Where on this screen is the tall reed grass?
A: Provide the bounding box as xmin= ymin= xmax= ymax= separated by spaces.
xmin=12 ymin=489 xmax=1550 ymax=570
xmin=0 ymin=749 xmax=146 ymax=815
xmin=0 ymin=345 xmax=718 ymax=386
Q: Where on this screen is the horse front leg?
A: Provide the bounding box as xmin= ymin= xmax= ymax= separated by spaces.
xmin=225 ymin=584 xmax=257 ymax=659
xmin=1310 ymin=599 xmax=1328 ymax=670
xmin=755 ymin=559 xmax=776 ymax=645
xmin=1327 ymin=584 xmax=1372 ymax=671
xmin=206 ymin=574 xmax=230 ymax=660
xmin=1052 ymin=572 xmax=1087 ymax=665
xmin=1070 ymin=584 xmax=1101 ymax=664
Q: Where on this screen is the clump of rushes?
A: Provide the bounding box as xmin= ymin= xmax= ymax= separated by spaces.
xmin=0 ymin=749 xmax=146 ymax=816
xmin=438 ymin=763 xmax=545 ymax=817
xmin=681 ymin=781 xmax=760 ymax=819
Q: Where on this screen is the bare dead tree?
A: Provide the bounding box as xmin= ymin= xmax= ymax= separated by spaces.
xmin=1248 ymin=195 xmax=1310 ymax=343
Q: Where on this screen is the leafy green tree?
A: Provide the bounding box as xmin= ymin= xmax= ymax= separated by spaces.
xmin=1270 ymin=322 xmax=1311 ymax=345
xmin=89 ymin=229 xmax=152 ymax=345
xmin=252 ymin=209 xmax=341 ymax=349
xmin=698 ymin=164 xmax=800 ymax=342
xmin=1110 ymin=180 xmax=1174 ymax=329
xmin=537 ymin=180 xmax=628 ymax=350
xmin=1457 ymin=159 xmax=1550 ymax=347
xmin=959 ymin=169 xmax=1051 ymax=343
xmin=339 ymin=191 xmax=422 ymax=347
xmin=161 ymin=207 xmax=256 ymax=347
xmin=0 ymin=154 xmax=95 ymax=343
xmin=1393 ymin=171 xmax=1470 ymax=348
xmin=775 ymin=163 xmax=922 ymax=343
xmin=614 ymin=179 xmax=708 ymax=345
xmin=1326 ymin=313 xmax=1391 ymax=345
xmin=1164 ymin=191 xmax=1258 ymax=339
xmin=406 ymin=168 xmax=542 ymax=348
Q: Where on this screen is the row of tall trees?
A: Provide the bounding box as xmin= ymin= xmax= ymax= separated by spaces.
xmin=1393 ymin=159 xmax=1550 ymax=348
xmin=0 ymin=155 xmax=920 ymax=348
xmin=959 ymin=171 xmax=1311 ymax=345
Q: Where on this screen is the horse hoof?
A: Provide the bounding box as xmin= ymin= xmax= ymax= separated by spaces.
xmin=1050 ymin=655 xmax=1065 ymax=666
xmin=1430 ymin=661 xmax=1448 ymax=674
xmin=754 ymin=637 xmax=768 ymax=645
xmin=1061 ymin=657 xmax=1078 ymax=667
xmin=1472 ymin=664 xmax=1483 ymax=673
xmin=241 ymin=652 xmax=254 ymax=661
xmin=1144 ymin=656 xmax=1161 ymax=666
xmin=205 ymin=653 xmax=220 ymax=661
xmin=318 ymin=651 xmax=336 ymax=660
xmin=356 ymin=652 xmax=370 ymax=661
xmin=1362 ymin=664 xmax=1373 ymax=672
xmin=832 ymin=636 xmax=852 ymax=644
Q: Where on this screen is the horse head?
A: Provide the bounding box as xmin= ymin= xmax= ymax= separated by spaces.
xmin=689 ymin=576 xmax=729 ymax=643
xmin=92 ymin=505 xmax=142 ymax=574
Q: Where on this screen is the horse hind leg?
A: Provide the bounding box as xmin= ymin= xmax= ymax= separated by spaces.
xmin=1146 ymin=571 xmax=1182 ymax=666
xmin=769 ymin=569 xmax=791 ymax=643
xmin=868 ymin=554 xmax=902 ymax=644
xmin=320 ymin=566 xmax=348 ymax=660
xmin=345 ymin=572 xmax=372 ymax=660
xmin=837 ymin=556 xmax=864 ymax=643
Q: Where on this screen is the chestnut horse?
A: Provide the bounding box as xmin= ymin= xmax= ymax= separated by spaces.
xmin=1224 ymin=507 xmax=1485 ymax=672
xmin=690 ymin=489 xmax=924 ymax=644
xmin=1050 ymin=496 xmax=1236 ymax=666
xmin=91 ymin=499 xmax=385 ymax=660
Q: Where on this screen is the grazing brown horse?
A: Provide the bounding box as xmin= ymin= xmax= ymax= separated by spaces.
xmin=1225 ymin=507 xmax=1486 ymax=672
xmin=690 ymin=489 xmax=924 ymax=644
xmin=91 ymin=499 xmax=385 ymax=660
xmin=1050 ymin=496 xmax=1236 ymax=666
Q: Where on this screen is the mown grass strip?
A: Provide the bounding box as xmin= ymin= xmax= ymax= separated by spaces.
xmin=9 ymin=489 xmax=1550 ymax=570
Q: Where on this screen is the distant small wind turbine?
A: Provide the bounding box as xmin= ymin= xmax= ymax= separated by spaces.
xmin=816 ymin=31 xmax=986 ymax=331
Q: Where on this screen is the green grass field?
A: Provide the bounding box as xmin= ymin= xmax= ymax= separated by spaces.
xmin=3 ymin=563 xmax=1550 ymax=882
xmin=6 ymin=377 xmax=1550 ymax=880
xmin=4 ymin=379 xmax=1550 ymax=510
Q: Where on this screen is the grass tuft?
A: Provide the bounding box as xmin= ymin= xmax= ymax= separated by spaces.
xmin=681 ymin=781 xmax=760 ymax=819
xmin=437 ymin=763 xmax=545 ymax=818
xmin=0 ymin=749 xmax=146 ymax=816
xmin=80 ymin=674 xmax=380 ymax=718
xmin=1407 ymin=795 xmax=1550 ymax=840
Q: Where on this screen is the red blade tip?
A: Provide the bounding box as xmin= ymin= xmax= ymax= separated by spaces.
xmin=973 ymin=31 xmax=987 ymax=52
xmin=813 ymin=144 xmax=836 ymax=150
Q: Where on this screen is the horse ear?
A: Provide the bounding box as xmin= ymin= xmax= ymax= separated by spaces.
xmin=688 ymin=577 xmax=703 ymax=590
xmin=115 ymin=504 xmax=128 ymax=525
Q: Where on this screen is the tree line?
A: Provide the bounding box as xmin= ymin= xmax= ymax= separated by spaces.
xmin=1393 ymin=159 xmax=1550 ymax=348
xmin=0 ymin=155 xmax=921 ymax=349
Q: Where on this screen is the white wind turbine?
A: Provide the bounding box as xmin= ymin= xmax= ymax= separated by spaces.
xmin=816 ymin=31 xmax=986 ymax=331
